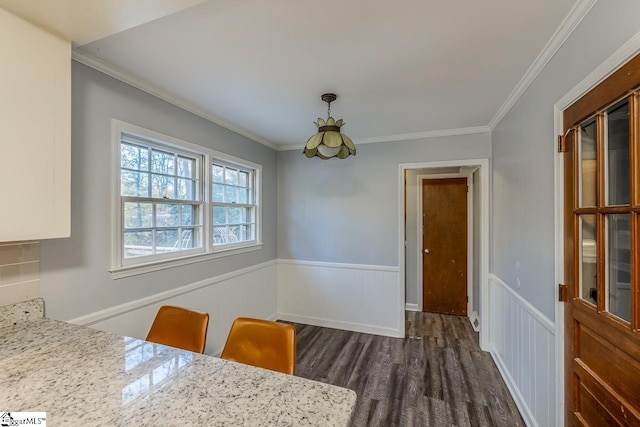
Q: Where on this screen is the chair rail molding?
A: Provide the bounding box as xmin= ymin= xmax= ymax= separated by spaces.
xmin=68 ymin=260 xmax=278 ymax=356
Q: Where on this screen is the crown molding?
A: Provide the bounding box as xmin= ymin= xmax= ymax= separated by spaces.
xmin=353 ymin=126 xmax=492 ymax=145
xmin=73 ymin=50 xmax=491 ymax=152
xmin=555 ymin=30 xmax=640 ymax=111
xmin=488 ymin=0 xmax=598 ymax=130
xmin=71 ymin=49 xmax=277 ymax=150
xmin=275 ymin=125 xmax=491 ymax=151
xmin=73 ymin=0 xmax=599 ymax=154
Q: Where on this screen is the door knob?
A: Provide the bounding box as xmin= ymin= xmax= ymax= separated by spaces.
xmin=424 ymin=249 xmax=430 ymax=254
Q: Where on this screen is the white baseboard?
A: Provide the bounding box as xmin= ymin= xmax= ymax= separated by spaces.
xmin=277 ymin=312 xmax=401 ymax=338
xmin=489 ymin=274 xmax=555 ymax=427
xmin=405 ymin=303 xmax=419 ymax=311
xmin=469 ymin=311 xmax=480 ymax=332
xmin=490 ymin=345 xmax=538 ymax=427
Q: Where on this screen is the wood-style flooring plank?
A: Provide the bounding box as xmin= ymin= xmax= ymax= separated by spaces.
xmin=287 ymin=311 xmax=525 ymax=427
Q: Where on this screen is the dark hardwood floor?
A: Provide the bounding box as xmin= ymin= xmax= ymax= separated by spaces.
xmin=289 ymin=311 xmax=524 ymax=427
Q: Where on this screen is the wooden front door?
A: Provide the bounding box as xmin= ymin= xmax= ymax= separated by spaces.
xmin=422 ymin=178 xmax=467 ymax=315
xmin=563 ymin=54 xmax=640 ymax=426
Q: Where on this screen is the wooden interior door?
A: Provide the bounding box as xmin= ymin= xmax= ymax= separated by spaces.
xmin=422 ymin=178 xmax=467 ymax=315
xmin=563 ymin=54 xmax=640 ymax=426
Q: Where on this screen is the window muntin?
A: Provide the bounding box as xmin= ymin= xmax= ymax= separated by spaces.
xmin=113 ymin=122 xmax=262 ymax=272
xmin=121 ymin=139 xmax=199 ymax=200
xmin=123 ymin=202 xmax=202 ymax=259
xmin=212 ymin=162 xmax=256 ymax=246
xmin=120 ymin=135 xmax=204 ymax=264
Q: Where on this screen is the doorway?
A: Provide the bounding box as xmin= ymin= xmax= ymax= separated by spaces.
xmin=398 ymin=159 xmax=490 ymax=350
xmin=421 ymin=177 xmax=469 ymax=316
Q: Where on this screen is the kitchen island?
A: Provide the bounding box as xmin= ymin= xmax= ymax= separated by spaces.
xmin=0 ymin=300 xmax=356 ymax=426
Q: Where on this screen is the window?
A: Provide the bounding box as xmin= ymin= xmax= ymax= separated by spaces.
xmin=112 ymin=121 xmax=261 ymax=275
xmin=120 ymin=136 xmax=203 ymax=261
xmin=212 ymin=162 xmax=256 ymax=246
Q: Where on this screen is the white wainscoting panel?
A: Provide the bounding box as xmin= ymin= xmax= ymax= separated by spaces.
xmin=69 ymin=261 xmax=277 ymax=356
xmin=489 ymin=274 xmax=556 ymax=427
xmin=277 ymin=259 xmax=402 ymax=337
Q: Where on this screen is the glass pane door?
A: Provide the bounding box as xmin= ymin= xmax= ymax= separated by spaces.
xmin=603 ymin=99 xmax=632 ymax=322
xmin=606 ymin=214 xmax=631 ymax=321
xmin=580 ymin=120 xmax=597 ymax=208
xmin=580 ymin=214 xmax=597 ymax=305
xmin=606 ymin=101 xmax=630 ymax=206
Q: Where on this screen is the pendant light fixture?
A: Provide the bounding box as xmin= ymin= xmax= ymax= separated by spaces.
xmin=303 ymin=93 xmax=356 ymax=159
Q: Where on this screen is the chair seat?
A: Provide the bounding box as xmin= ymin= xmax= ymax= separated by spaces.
xmin=146 ymin=305 xmax=209 ymax=354
xmin=220 ymin=317 xmax=296 ymax=375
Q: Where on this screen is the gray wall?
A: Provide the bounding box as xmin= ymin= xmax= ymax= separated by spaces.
xmin=277 ymin=133 xmax=491 ymax=267
xmin=40 ymin=62 xmax=278 ymax=320
xmin=491 ymin=0 xmax=640 ymax=321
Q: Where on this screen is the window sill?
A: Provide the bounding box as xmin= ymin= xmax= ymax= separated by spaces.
xmin=110 ymin=243 xmax=264 ymax=280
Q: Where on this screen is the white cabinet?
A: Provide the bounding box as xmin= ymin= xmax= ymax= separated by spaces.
xmin=0 ymin=8 xmax=71 ymax=241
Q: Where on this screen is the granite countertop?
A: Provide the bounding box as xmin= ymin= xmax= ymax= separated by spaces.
xmin=0 ymin=312 xmax=356 ymax=426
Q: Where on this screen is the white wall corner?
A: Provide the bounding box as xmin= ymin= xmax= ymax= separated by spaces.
xmin=277 ymin=258 xmax=403 ymax=338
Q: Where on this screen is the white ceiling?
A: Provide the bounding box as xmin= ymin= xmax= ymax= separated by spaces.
xmin=4 ymin=0 xmax=582 ymax=149
xmin=0 ymin=0 xmax=208 ymax=45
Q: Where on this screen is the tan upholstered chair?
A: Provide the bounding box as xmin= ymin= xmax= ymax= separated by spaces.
xmin=220 ymin=317 xmax=296 ymax=375
xmin=146 ymin=305 xmax=209 ymax=354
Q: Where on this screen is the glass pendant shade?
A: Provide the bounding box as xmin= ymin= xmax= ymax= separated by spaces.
xmin=303 ymin=94 xmax=356 ymax=159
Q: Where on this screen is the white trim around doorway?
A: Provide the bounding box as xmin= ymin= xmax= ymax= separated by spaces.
xmin=398 ymin=158 xmax=490 ymax=350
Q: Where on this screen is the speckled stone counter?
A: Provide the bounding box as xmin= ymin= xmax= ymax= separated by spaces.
xmin=0 ymin=298 xmax=44 ymax=328
xmin=0 ymin=318 xmax=356 ymax=426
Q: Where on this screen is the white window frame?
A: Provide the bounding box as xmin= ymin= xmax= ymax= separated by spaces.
xmin=212 ymin=160 xmax=258 ymax=250
xmin=111 ymin=120 xmax=262 ymax=279
xmin=118 ymin=133 xmax=206 ymax=266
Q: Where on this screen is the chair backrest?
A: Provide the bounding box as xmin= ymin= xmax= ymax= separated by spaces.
xmin=146 ymin=305 xmax=209 ymax=354
xmin=220 ymin=317 xmax=296 ymax=375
